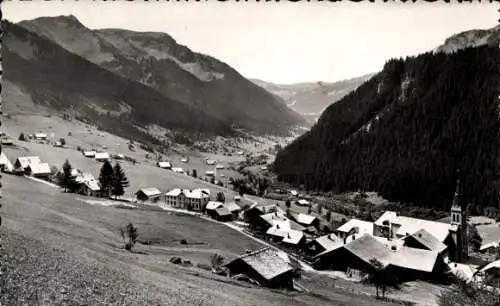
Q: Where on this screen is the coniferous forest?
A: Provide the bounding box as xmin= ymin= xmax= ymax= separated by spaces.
xmin=274 ymin=45 xmax=500 ymax=212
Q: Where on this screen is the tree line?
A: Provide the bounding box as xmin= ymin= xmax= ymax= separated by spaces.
xmin=274 ymin=45 xmax=500 ymax=214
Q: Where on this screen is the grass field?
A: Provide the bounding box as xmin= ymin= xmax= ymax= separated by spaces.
xmin=1 ymin=174 xmax=401 ymax=306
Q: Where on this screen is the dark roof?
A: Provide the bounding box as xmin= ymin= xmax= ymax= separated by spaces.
xmin=215 ymin=207 xmax=232 ymax=217
xmin=227 ymin=248 xmax=292 ymax=280
xmin=404 ymin=229 xmax=447 ymax=253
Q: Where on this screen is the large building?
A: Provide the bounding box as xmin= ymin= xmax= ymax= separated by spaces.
xmin=164 ymin=188 xmax=210 ymax=211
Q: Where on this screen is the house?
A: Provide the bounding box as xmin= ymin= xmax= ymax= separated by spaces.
xmin=113 ymin=153 xmax=125 ymax=160
xmin=0 ymin=152 xmax=14 ymax=173
xmin=26 ymin=162 xmax=51 ymax=178
xmin=157 ymin=161 xmax=172 ymax=169
xmin=95 ymin=152 xmax=110 ymax=162
xmin=403 ymin=228 xmax=449 ymax=260
xmin=313 ymin=234 xmax=448 ymax=283
xmin=14 ymin=156 xmax=41 ymax=171
xmin=164 ymin=188 xmax=210 ymax=211
xmin=260 ymin=166 xmax=268 ymax=171
xmin=1 ymin=137 xmax=13 ymax=145
xmin=83 ymin=151 xmax=97 ymax=158
xmin=234 ymin=195 xmax=242 ymax=202
xmin=259 ymin=211 xmax=306 ymax=233
xmin=237 ymin=151 xmax=244 ymax=155
xmin=206 ymin=159 xmax=216 ymax=165
xmin=136 ymin=188 xmax=162 ymax=203
xmin=474 ymin=260 xmax=500 ymax=284
xmin=34 ymin=133 xmax=47 ymax=141
xmin=172 ymin=167 xmax=185 ymax=174
xmin=205 ymin=201 xmax=224 ymax=218
xmin=296 ymin=199 xmax=310 ymax=207
xmin=307 ymin=233 xmax=343 ymax=256
xmin=290 ymin=190 xmax=298 ymax=197
xmin=224 ymin=202 xmax=242 ymax=219
xmin=336 ymin=219 xmax=374 ymax=239
xmin=213 ymin=207 xmax=233 ymax=222
xmin=265 ymin=225 xmax=305 ymax=248
xmin=205 ymin=170 xmax=215 ymax=177
xmin=477 ymin=224 xmax=500 ymax=253
xmin=180 ymin=157 xmax=189 ymax=163
xmin=75 ymin=172 xmax=101 ymax=197
xmin=53 ymin=141 xmax=63 ymax=148
xmin=215 ymin=164 xmax=224 ymax=170
xmin=225 ymin=248 xmax=294 ymax=289
xmin=291 ymin=213 xmax=319 ymax=229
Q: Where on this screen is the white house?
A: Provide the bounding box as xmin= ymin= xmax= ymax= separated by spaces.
xmin=164 ymin=188 xmax=210 ymax=211
xmin=14 ymin=156 xmax=42 ymax=171
xmin=26 ymin=162 xmax=51 ymax=178
xmin=157 ymin=161 xmax=172 ymax=169
xmin=95 ymin=152 xmax=110 ymax=162
xmin=83 ymin=151 xmax=97 ymax=158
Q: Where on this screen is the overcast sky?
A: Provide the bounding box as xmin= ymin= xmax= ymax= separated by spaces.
xmin=3 ymin=1 xmax=497 ymax=84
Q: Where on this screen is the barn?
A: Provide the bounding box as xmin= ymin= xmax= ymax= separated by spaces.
xmin=136 ymin=188 xmax=162 ymax=203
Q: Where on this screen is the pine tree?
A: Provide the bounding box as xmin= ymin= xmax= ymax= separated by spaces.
xmin=216 ymin=192 xmax=225 ymax=203
xmin=57 ymin=159 xmax=77 ymax=193
xmin=99 ymin=160 xmax=115 ymax=198
xmin=112 ymin=162 xmax=129 ymax=199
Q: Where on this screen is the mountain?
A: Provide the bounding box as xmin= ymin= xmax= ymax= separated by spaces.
xmin=274 ymin=44 xmax=499 ymax=213
xmin=18 ymin=15 xmax=306 ymax=136
xmin=252 ymin=73 xmax=375 ymax=123
xmin=3 ymin=20 xmax=234 ymax=144
xmin=433 ymin=24 xmax=500 ymax=54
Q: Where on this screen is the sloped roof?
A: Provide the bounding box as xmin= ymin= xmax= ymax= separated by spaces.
xmin=266 ymin=226 xmax=288 ymax=238
xmin=375 ymin=211 xmax=451 ymax=242
xmin=295 ymin=213 xmax=317 ymax=225
xmin=343 ymin=234 xmax=392 ymax=266
xmin=75 ymin=172 xmax=95 ymax=184
xmin=137 ymin=187 xmax=162 ymax=197
xmin=480 ymin=260 xmax=500 ymax=274
xmin=165 ymin=188 xmax=184 ymax=197
xmin=224 ymin=202 xmax=242 ymax=212
xmin=388 ymin=245 xmax=439 ymax=273
xmin=404 ymin=229 xmax=447 ymax=253
xmin=297 ymin=199 xmax=310 ymax=205
xmin=282 ymin=230 xmax=304 ymax=245
xmin=188 ymin=188 xmax=210 ymax=199
xmin=231 ymin=248 xmax=292 ymax=280
xmin=337 ymin=219 xmax=374 ymax=235
xmin=28 ymin=162 xmax=51 ymax=175
xmin=477 ymin=224 xmax=500 ymax=248
xmin=313 ymin=234 xmax=343 ymax=251
xmin=83 ymin=151 xmax=96 ymax=157
xmin=84 ymin=179 xmax=101 ymax=191
xmin=35 ymin=133 xmax=47 ymax=138
xmin=16 ymin=156 xmax=41 ymax=169
xmin=0 ymin=152 xmax=14 ymax=171
xmin=206 ymin=159 xmax=216 ymax=165
xmin=206 ymin=201 xmax=224 ymax=210
xmin=215 ymin=207 xmax=232 ymax=217
xmin=172 ymin=167 xmax=184 ymax=173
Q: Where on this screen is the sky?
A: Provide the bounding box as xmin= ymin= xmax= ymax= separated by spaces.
xmin=3 ymin=1 xmax=498 ymax=84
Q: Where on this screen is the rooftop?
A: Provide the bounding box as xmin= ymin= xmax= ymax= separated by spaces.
xmin=313 ymin=233 xmax=343 ymax=251
xmin=294 ymin=213 xmax=317 ymax=225
xmin=138 ymin=187 xmax=162 ymax=197
xmin=337 ymin=219 xmax=374 ymax=235
xmin=215 ymin=207 xmax=232 ymax=217
xmin=206 ymin=201 xmax=224 ymax=211
xmin=404 ymin=228 xmax=447 ymax=253
xmin=28 ymin=162 xmax=51 ymax=175
xmin=231 ymin=248 xmax=292 ymax=280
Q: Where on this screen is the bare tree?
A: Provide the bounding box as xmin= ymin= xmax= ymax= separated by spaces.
xmin=120 ymin=222 xmax=138 ymax=251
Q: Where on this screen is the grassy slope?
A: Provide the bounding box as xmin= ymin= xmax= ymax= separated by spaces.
xmin=0 ymin=175 xmax=396 ymax=306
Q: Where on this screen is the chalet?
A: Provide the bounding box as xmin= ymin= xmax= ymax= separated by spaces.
xmin=266 ymin=225 xmax=305 ymax=249
xmin=164 ymin=188 xmax=210 ymax=211
xmin=307 ymin=233 xmax=343 ymax=256
xmin=157 ymin=161 xmax=172 ymax=169
xmin=313 ymin=234 xmax=449 ymax=283
xmin=402 ymin=228 xmax=449 ymax=260
xmin=15 ymin=156 xmax=41 ymax=171
xmin=291 ymin=213 xmax=319 ymax=229
xmin=213 ymin=207 xmax=232 ymax=222
xmin=26 ymin=162 xmax=51 ymax=178
xmin=206 ymin=159 xmax=216 ymax=165
xmin=95 ymin=152 xmax=110 ymax=162
xmin=224 ymin=202 xmax=242 ymax=219
xmin=1 ymin=137 xmax=13 ymax=146
xmin=244 ymin=204 xmax=280 ymax=229
xmin=336 ymin=219 xmax=374 ymax=239
xmin=225 ymin=248 xmax=294 ymax=289
xmin=75 ymin=172 xmax=100 ymax=197
xmin=215 ymin=164 xmax=224 ymax=170
xmin=296 ymin=199 xmax=310 ymax=207
xmin=136 ymin=188 xmax=162 ymax=203
xmin=83 ymin=151 xmax=97 ymax=158
xmin=205 ymin=201 xmax=224 ymax=218
xmin=172 ymin=167 xmax=185 ymax=174
xmin=34 ymin=133 xmax=47 ymax=141
xmin=205 ymin=170 xmax=215 ymax=177
xmin=0 ymin=152 xmax=14 ymax=173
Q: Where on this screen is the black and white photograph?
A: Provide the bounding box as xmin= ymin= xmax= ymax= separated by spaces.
xmin=0 ymin=1 xmax=499 ymax=305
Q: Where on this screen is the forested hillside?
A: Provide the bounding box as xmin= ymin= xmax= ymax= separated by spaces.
xmin=274 ymin=45 xmax=500 ymax=212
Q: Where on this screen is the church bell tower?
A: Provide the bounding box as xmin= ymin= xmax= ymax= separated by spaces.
xmin=450 ymin=172 xmax=468 ymax=262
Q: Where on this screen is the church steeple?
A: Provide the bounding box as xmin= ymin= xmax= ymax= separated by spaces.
xmin=450 ymin=169 xmax=469 ymax=262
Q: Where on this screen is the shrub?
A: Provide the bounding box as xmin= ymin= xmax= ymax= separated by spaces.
xmin=120 ymin=222 xmax=138 ymax=251
xmin=18 ymin=133 xmax=26 ymax=141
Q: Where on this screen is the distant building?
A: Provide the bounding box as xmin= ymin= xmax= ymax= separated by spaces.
xmin=224 ymin=202 xmax=242 ymax=219
xmin=205 ymin=170 xmax=215 ymax=177
xmin=26 ymin=162 xmax=51 ymax=178
xmin=336 ymin=219 xmax=374 ymax=240
xmin=213 ymin=207 xmax=232 ymax=222
xmin=157 ymin=161 xmax=172 ymax=169
xmin=205 ymin=201 xmax=224 ymax=217
xmin=225 ymin=248 xmax=294 ymax=289
xmin=1 ymin=137 xmax=13 ymax=146
xmin=215 ymin=164 xmax=224 ymax=170
xmin=290 ymin=213 xmax=319 ymax=229
xmin=172 ymin=167 xmax=185 ymax=174
xmin=95 ymin=152 xmax=110 ymax=162
xmin=136 ymin=188 xmax=162 ymax=203
xmin=34 ymin=133 xmax=47 ymax=141
xmin=307 ymin=233 xmax=343 ymax=256
xmin=0 ymin=152 xmax=14 ymax=173
xmin=296 ymin=199 xmax=310 ymax=207
xmin=206 ymin=159 xmax=216 ymax=166
xmin=164 ymin=188 xmax=210 ymax=211
xmin=83 ymin=151 xmax=97 ymax=158
xmin=75 ymin=172 xmax=100 ymax=197
xmin=180 ymin=157 xmax=189 ymax=163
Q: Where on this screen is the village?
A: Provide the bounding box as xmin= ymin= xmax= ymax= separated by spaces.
xmin=1 ymin=125 xmax=499 ymax=304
